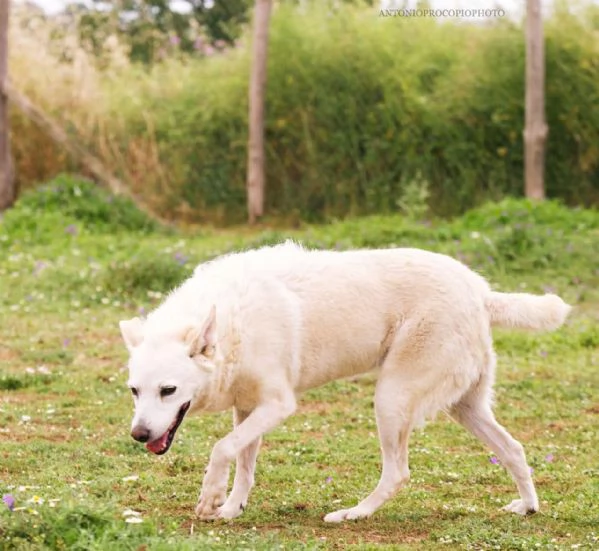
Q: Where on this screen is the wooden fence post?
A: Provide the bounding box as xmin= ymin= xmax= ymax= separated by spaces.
xmin=247 ymin=0 xmax=272 ymax=224
xmin=524 ymin=0 xmax=548 ymax=200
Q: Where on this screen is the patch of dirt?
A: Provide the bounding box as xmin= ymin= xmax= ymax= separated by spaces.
xmin=0 ymin=391 xmax=65 ymax=405
xmin=298 ymin=401 xmax=333 ymax=416
xmin=179 ymin=510 xmax=428 ymax=546
xmin=0 ymin=346 xmax=20 ymax=361
xmin=0 ymin=425 xmax=76 ymax=443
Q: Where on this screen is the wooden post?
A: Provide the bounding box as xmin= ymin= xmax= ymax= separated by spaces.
xmin=247 ymin=0 xmax=272 ymax=224
xmin=524 ymin=0 xmax=547 ymax=200
xmin=0 ymin=0 xmax=16 ymax=211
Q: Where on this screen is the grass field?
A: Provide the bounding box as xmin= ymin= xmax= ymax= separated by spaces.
xmin=1 ymin=180 xmax=598 ymax=549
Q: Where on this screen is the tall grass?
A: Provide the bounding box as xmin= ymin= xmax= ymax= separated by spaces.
xmin=8 ymin=2 xmax=599 ymax=223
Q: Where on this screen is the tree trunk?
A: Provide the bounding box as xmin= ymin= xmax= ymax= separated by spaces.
xmin=247 ymin=0 xmax=272 ymax=224
xmin=524 ymin=0 xmax=547 ymax=200
xmin=0 ymin=0 xmax=16 ymax=211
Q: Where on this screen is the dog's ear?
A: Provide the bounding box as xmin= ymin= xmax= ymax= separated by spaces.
xmin=185 ymin=305 xmax=217 ymax=358
xmin=119 ymin=317 xmax=145 ymax=351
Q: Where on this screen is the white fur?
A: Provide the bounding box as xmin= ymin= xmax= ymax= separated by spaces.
xmin=120 ymin=242 xmax=571 ymax=522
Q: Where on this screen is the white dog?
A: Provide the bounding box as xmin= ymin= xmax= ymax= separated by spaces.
xmin=119 ymin=242 xmax=571 ymax=522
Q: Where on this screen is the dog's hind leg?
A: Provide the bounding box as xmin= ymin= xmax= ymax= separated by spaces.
xmin=324 ymin=373 xmax=413 ymax=522
xmin=450 ymin=386 xmax=539 ymax=515
xmin=217 ymin=408 xmax=262 ymax=519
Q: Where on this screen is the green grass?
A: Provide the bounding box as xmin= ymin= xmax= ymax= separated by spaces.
xmin=1 ymin=183 xmax=598 ymax=549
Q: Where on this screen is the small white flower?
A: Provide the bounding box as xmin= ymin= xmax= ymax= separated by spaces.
xmin=122 ymin=475 xmax=139 ymax=482
xmin=21 ymin=415 xmax=31 ymax=423
xmin=125 ymin=517 xmax=143 ymax=524
xmin=122 ymin=508 xmax=142 ymax=517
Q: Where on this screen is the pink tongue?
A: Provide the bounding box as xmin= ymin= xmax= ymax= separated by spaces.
xmin=146 ymin=432 xmax=168 ymax=454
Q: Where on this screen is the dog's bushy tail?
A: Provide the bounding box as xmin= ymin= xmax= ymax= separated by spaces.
xmin=485 ymin=292 xmax=571 ymax=331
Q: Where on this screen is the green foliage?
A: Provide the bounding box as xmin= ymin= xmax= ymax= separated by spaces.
xmin=0 ymin=174 xmax=158 ymax=245
xmin=1 ymin=505 xmax=158 ymax=550
xmin=396 ymin=172 xmax=431 ymax=221
xmin=458 ymin=198 xmax=599 ymax=231
xmin=11 ymin=3 xmax=599 ymax=223
xmin=74 ymin=0 xmax=251 ymax=64
xmin=90 ymin=2 xmax=599 ymax=223
xmin=102 ymin=255 xmax=192 ymax=298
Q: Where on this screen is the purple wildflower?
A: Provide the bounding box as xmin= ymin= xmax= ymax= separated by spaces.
xmin=489 ymin=456 xmax=500 ymax=465
xmin=2 ymin=494 xmax=15 ymax=511
xmin=539 ymin=350 xmax=548 ymax=358
xmin=545 ymin=453 xmax=554 ymax=463
xmin=174 ymin=252 xmax=188 ymax=265
xmin=138 ymin=306 xmax=146 ymax=316
xmin=63 ymin=338 xmax=71 ymax=348
xmin=65 ymin=224 xmax=78 ymax=236
xmin=193 ymin=38 xmax=204 ymax=50
xmin=325 ymin=476 xmax=333 ymax=484
xmin=169 ymin=35 xmax=180 ymax=46
xmin=33 ymin=261 xmax=48 ymax=275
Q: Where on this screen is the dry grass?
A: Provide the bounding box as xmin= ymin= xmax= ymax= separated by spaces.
xmin=9 ymin=8 xmax=171 ymax=205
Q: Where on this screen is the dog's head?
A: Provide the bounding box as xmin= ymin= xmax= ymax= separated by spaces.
xmin=119 ymin=306 xmax=219 ymax=455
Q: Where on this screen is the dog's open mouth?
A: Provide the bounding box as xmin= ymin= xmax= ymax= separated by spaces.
xmin=146 ymin=401 xmax=191 ymax=455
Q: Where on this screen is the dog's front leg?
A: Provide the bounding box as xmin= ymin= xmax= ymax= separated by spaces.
xmin=216 ymin=408 xmax=261 ymax=519
xmin=195 ymin=392 xmax=296 ymax=520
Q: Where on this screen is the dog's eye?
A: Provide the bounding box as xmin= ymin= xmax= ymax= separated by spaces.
xmin=130 ymin=387 xmax=138 ymax=398
xmin=160 ymin=386 xmax=177 ymax=398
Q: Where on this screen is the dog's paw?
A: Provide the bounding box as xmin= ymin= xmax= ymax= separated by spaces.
xmin=216 ymin=501 xmax=245 ymax=520
xmin=502 ymin=499 xmax=539 ymax=516
xmin=195 ymin=463 xmax=230 ymax=520
xmin=195 ymin=490 xmax=227 ymax=520
xmin=324 ymin=506 xmax=372 ymax=523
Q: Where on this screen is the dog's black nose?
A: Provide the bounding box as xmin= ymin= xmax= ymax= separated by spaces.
xmin=131 ymin=426 xmax=150 ymax=443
